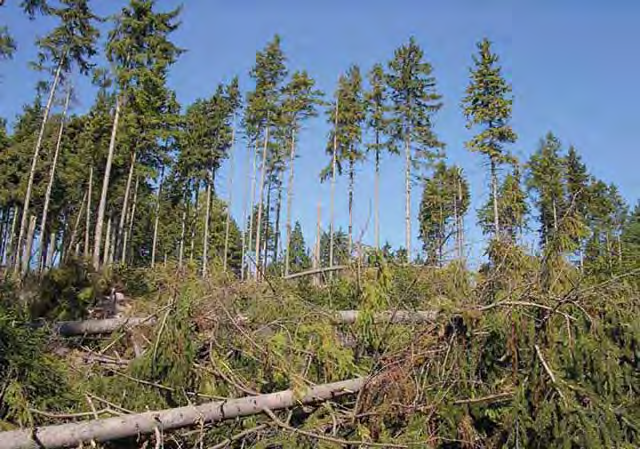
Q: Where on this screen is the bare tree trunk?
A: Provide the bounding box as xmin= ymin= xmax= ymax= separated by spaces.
xmin=0 ymin=378 xmax=365 ymax=449
xmin=490 ymin=157 xmax=500 ymax=237
xmin=457 ymin=172 xmax=465 ymax=261
xmin=313 ymin=199 xmax=321 ymax=286
xmin=223 ymin=127 xmax=236 ymax=272
xmin=178 ymin=196 xmax=187 ymax=269
xmin=254 ymin=125 xmax=270 ymax=281
xmin=37 ymin=87 xmax=71 ymax=274
xmin=117 ymin=150 xmax=137 ymax=261
xmin=404 ymin=135 xmax=411 ymax=263
xmin=374 ymin=147 xmax=380 ymax=250
xmin=246 ymin=142 xmax=258 ymax=279
xmin=151 ymin=168 xmax=164 ymax=269
xmin=93 ymin=96 xmax=122 ymax=270
xmin=552 ymin=198 xmax=558 ymax=232
xmin=329 ymin=98 xmax=339 ymax=269
xmin=240 ymin=144 xmax=253 ymax=280
xmin=284 ymin=129 xmax=296 ymax=276
xmin=273 ymin=169 xmax=284 ymax=266
xmin=4 ymin=207 xmax=18 ymax=266
xmin=14 ymin=58 xmax=64 ymax=273
xmin=45 ymin=231 xmax=56 ymax=269
xmin=348 ymin=156 xmax=354 ymax=257
xmin=65 ymin=190 xmax=87 ymax=263
xmin=262 ymin=176 xmax=272 ymax=271
xmin=21 ymin=215 xmax=36 ymax=275
xmin=84 ymin=165 xmax=93 ymax=259
xmin=124 ymin=176 xmax=139 ymax=264
xmin=190 ymin=180 xmax=200 ymax=263
xmin=102 ymin=217 xmax=112 ymax=267
xmin=202 ymin=176 xmax=212 ymax=278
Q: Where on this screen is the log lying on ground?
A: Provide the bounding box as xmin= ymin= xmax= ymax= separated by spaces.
xmin=283 ymin=264 xmax=348 ymax=280
xmin=43 ymin=310 xmax=439 ymax=336
xmin=0 ymin=377 xmax=365 ymax=449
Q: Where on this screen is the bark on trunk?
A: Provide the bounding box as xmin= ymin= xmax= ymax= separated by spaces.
xmin=201 ymin=176 xmax=212 ymax=278
xmin=45 ymin=231 xmax=56 ymax=269
xmin=123 ymin=176 xmax=139 ymax=264
xmin=21 ymin=215 xmax=36 ymax=275
xmin=3 ymin=207 xmax=17 ymax=265
xmin=150 ymin=168 xmax=164 ymax=268
xmin=254 ymin=125 xmax=270 ymax=281
xmin=117 ymin=151 xmax=137 ymax=261
xmin=84 ymin=165 xmax=93 ymax=259
xmin=223 ymin=127 xmax=236 ymax=272
xmin=14 ymin=58 xmax=63 ymax=273
xmin=93 ymin=96 xmax=122 ymax=270
xmin=190 ymin=180 xmax=200 ymax=263
xmin=374 ymin=148 xmax=380 ymax=251
xmin=245 ymin=142 xmax=259 ymax=280
xmin=262 ymin=176 xmax=272 ymax=270
xmin=348 ymin=156 xmax=354 ymax=256
xmin=404 ymin=135 xmax=411 ymax=263
xmin=37 ymin=87 xmax=71 ymax=273
xmin=64 ymin=190 xmax=87 ymax=263
xmin=284 ymin=130 xmax=296 ymax=276
xmin=0 ymin=378 xmax=365 ymax=449
xmin=329 ymin=98 xmax=339 ymax=269
xmin=273 ymin=170 xmax=284 ymax=267
xmin=178 ymin=198 xmax=187 ymax=269
xmin=102 ymin=217 xmax=112 ymax=267
xmin=490 ymin=157 xmax=500 ymax=238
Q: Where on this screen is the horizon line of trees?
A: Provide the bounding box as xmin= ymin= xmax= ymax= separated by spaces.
xmin=0 ymin=0 xmax=637 ymax=281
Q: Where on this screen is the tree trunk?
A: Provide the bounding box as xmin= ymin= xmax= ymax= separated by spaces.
xmin=84 ymin=165 xmax=93 ymax=259
xmin=374 ymin=147 xmax=380 ymax=251
xmin=21 ymin=215 xmax=36 ymax=275
xmin=254 ymin=125 xmax=270 ymax=281
xmin=117 ymin=150 xmax=137 ymax=261
xmin=190 ymin=180 xmax=200 ymax=263
xmin=37 ymin=87 xmax=71 ymax=273
xmin=14 ymin=58 xmax=64 ymax=273
xmin=314 ymin=199 xmax=321 ymax=286
xmin=102 ymin=217 xmax=112 ymax=267
xmin=0 ymin=378 xmax=365 ymax=449
xmin=4 ymin=207 xmax=18 ymax=266
xmin=45 ymin=231 xmax=56 ymax=269
xmin=223 ymin=127 xmax=236 ymax=272
xmin=490 ymin=157 xmax=500 ymax=237
xmin=93 ymin=96 xmax=122 ymax=270
xmin=150 ymin=168 xmax=164 ymax=269
xmin=404 ymin=135 xmax=411 ymax=263
xmin=329 ymin=98 xmax=339 ymax=269
xmin=241 ymin=144 xmax=255 ymax=280
xmin=273 ymin=169 xmax=284 ymax=267
xmin=178 ymin=195 xmax=187 ymax=269
xmin=348 ymin=156 xmax=354 ymax=257
xmin=124 ymin=176 xmax=139 ymax=264
xmin=202 ymin=176 xmax=212 ymax=278
xmin=457 ymin=172 xmax=464 ymax=261
xmin=246 ymin=142 xmax=259 ymax=280
xmin=262 ymin=176 xmax=272 ymax=271
xmin=284 ymin=129 xmax=296 ymax=276
xmin=64 ymin=190 xmax=87 ymax=263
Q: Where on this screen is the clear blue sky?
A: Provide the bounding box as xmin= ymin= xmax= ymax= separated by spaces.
xmin=1 ymin=0 xmax=638 ymax=263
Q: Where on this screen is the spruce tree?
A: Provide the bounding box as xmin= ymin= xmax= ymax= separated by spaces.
xmin=462 ymin=38 xmax=516 ymax=239
xmin=387 ymin=37 xmax=444 ymax=262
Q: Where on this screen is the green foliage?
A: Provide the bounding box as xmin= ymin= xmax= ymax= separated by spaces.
xmin=0 ymin=27 xmax=16 ymax=60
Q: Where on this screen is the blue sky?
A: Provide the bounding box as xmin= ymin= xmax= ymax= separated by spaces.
xmin=1 ymin=0 xmax=638 ymax=264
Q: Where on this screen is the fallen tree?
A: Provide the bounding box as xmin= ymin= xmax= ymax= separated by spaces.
xmin=40 ymin=310 xmax=439 ymax=336
xmin=0 ymin=377 xmax=366 ymax=449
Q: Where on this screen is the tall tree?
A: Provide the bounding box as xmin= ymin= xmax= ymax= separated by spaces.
xmin=323 ymin=66 xmax=366 ymax=255
xmin=94 ymin=0 xmax=182 ymax=269
xmin=14 ymin=0 xmax=99 ymax=272
xmin=462 ymin=38 xmax=516 ymax=239
xmin=281 ymin=71 xmax=322 ymax=276
xmin=365 ymin=63 xmax=393 ymax=250
xmin=387 ymin=37 xmax=444 ymax=262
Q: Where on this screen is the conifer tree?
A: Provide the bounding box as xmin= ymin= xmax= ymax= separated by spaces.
xmin=14 ymin=0 xmax=99 ymax=272
xmin=365 ymin=63 xmax=393 ymax=250
xmin=387 ymin=37 xmax=444 ymax=262
xmin=462 ymin=38 xmax=516 ymax=239
xmin=0 ymin=27 xmax=16 ymax=60
xmin=288 ymin=221 xmax=311 ymax=273
xmin=94 ymin=0 xmax=182 ymax=269
xmin=563 ymin=145 xmax=590 ymax=264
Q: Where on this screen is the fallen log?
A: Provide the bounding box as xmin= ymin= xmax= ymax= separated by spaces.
xmin=0 ymin=377 xmax=365 ymax=449
xmin=42 ymin=310 xmax=439 ymax=336
xmin=283 ymin=265 xmax=348 ymax=280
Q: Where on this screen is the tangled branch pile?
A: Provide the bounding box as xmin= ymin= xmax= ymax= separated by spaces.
xmin=0 ymin=254 xmax=639 ymax=448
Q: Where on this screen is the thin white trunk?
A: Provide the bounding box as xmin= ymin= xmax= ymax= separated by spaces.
xmin=151 ymin=169 xmax=164 ymax=268
xmin=329 ymin=97 xmax=339 ymax=269
xmin=14 ymin=58 xmax=64 ymax=272
xmin=21 ymin=215 xmax=36 ymax=275
xmin=3 ymin=207 xmax=17 ymax=265
xmin=348 ymin=158 xmax=354 ymax=256
xmin=374 ymin=149 xmax=380 ymax=250
xmin=84 ymin=165 xmax=93 ymax=259
xmin=404 ymin=136 xmax=411 ymax=263
xmin=45 ymin=231 xmax=55 ymax=269
xmin=123 ymin=176 xmax=139 ymax=264
xmin=117 ymin=151 xmax=137 ymax=260
xmin=178 ymin=202 xmax=186 ymax=269
xmin=490 ymin=158 xmax=500 ymax=237
xmin=254 ymin=125 xmax=270 ymax=281
xmin=102 ymin=217 xmax=112 ymax=267
xmin=202 ymin=177 xmax=212 ymax=278
xmin=190 ymin=181 xmax=200 ymax=263
xmin=223 ymin=126 xmax=236 ymax=272
xmin=93 ymin=96 xmax=122 ymax=270
xmin=284 ymin=129 xmax=296 ymax=276
xmin=0 ymin=378 xmax=365 ymax=449
xmin=37 ymin=87 xmax=71 ymax=273
xmin=65 ymin=190 xmax=87 ymax=263
xmin=246 ymin=142 xmax=258 ymax=279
